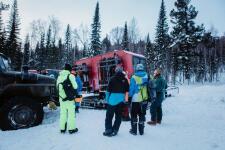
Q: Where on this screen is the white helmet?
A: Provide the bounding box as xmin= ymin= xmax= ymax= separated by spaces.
xmin=136 ymin=64 xmax=144 ymax=71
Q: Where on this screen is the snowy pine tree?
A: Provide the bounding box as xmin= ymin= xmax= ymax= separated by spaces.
xmin=0 ymin=2 xmax=9 ymax=55
xmin=170 ymin=0 xmax=204 ymax=81
xmin=52 ymin=44 xmax=60 ymax=69
xmin=33 ymin=42 xmax=39 ymax=69
xmin=6 ymin=0 xmax=22 ymax=70
xmin=64 ymin=24 xmax=73 ymax=64
xmin=202 ymin=32 xmax=217 ymax=82
xmin=102 ymin=35 xmax=111 ymax=53
xmin=0 ymin=11 xmax=3 ymax=53
xmin=82 ymin=44 xmax=87 ymax=58
xmin=90 ymin=2 xmax=101 ymax=56
xmin=74 ymin=43 xmax=79 ymax=61
xmin=36 ymin=33 xmax=45 ymax=70
xmin=45 ymin=25 xmax=52 ymax=68
xmin=145 ymin=34 xmax=155 ymax=74
xmin=171 ymin=45 xmax=179 ymax=84
xmin=29 ymin=48 xmax=36 ymax=69
xmin=58 ymin=38 xmax=64 ymax=69
xmin=22 ymin=34 xmax=30 ymax=66
xmin=155 ymin=0 xmax=170 ymax=78
xmin=0 ymin=11 xmax=6 ymax=54
xmin=122 ymin=22 xmax=129 ymax=51
xmin=45 ymin=25 xmax=58 ymax=68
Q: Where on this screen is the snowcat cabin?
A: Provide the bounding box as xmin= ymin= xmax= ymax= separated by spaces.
xmin=73 ymin=50 xmax=146 ymax=93
xmin=73 ymin=50 xmax=146 ymax=109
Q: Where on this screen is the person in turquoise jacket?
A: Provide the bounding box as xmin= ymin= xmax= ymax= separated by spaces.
xmin=56 ymin=64 xmax=78 ymax=134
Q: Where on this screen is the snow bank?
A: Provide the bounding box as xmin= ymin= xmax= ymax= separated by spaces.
xmin=0 ymin=85 xmax=225 ymax=150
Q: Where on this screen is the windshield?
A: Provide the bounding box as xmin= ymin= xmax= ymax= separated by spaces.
xmin=132 ymin=56 xmax=147 ymax=71
xmin=0 ymin=56 xmax=11 ymax=71
xmin=0 ymin=57 xmax=5 ymax=70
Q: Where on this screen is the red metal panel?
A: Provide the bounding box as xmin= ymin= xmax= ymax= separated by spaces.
xmin=74 ymin=50 xmax=145 ymax=91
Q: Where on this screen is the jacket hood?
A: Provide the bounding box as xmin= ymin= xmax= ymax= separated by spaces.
xmin=114 ymin=72 xmax=125 ymax=78
xmin=134 ymin=71 xmax=147 ymax=77
xmin=154 ymin=75 xmax=162 ymax=79
xmin=59 ymin=70 xmax=71 ymax=77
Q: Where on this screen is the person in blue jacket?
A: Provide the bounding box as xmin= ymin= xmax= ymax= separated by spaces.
xmin=103 ymin=66 xmax=129 ymax=137
xmin=71 ymin=70 xmax=83 ymax=113
xmin=129 ymin=64 xmax=149 ymax=135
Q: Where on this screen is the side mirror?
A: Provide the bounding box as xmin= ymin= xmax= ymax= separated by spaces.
xmin=22 ymin=65 xmax=29 ymax=73
xmin=8 ymin=58 xmax=11 ymax=64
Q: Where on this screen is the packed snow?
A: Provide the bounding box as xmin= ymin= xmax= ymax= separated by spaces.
xmin=1 ymin=85 xmax=225 ymax=150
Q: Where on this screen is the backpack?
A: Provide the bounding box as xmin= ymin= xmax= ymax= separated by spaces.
xmin=133 ymin=75 xmax=148 ymax=102
xmin=59 ymin=74 xmax=78 ymax=101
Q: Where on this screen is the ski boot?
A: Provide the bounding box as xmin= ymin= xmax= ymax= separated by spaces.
xmin=60 ymin=123 xmax=67 ymax=133
xmin=103 ymin=129 xmax=113 ymax=137
xmin=69 ymin=128 xmax=78 ymax=134
xmin=129 ymin=122 xmax=137 ymax=135
xmin=138 ymin=122 xmax=145 ymax=135
xmin=147 ymin=121 xmax=157 ymax=125
xmin=157 ymin=120 xmax=161 ymax=124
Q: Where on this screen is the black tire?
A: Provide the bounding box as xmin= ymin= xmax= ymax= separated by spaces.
xmin=0 ymin=96 xmax=44 ymax=131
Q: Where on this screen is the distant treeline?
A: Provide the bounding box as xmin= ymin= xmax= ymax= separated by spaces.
xmin=0 ymin=0 xmax=224 ymax=84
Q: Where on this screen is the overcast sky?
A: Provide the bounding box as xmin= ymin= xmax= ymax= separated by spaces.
xmin=1 ymin=0 xmax=225 ymax=41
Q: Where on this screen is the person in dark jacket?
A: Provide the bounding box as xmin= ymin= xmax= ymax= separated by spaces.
xmin=147 ymin=69 xmax=167 ymax=125
xmin=129 ymin=64 xmax=149 ymax=135
xmin=103 ymin=66 xmax=129 ymax=137
xmin=148 ymin=75 xmax=156 ymax=102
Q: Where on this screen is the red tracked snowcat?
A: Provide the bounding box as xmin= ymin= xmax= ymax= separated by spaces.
xmin=73 ymin=50 xmax=146 ymax=109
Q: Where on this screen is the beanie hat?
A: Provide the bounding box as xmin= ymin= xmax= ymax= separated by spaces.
xmin=136 ymin=64 xmax=144 ymax=71
xmin=64 ymin=64 xmax=72 ymax=71
xmin=155 ymin=68 xmax=161 ymax=75
xmin=115 ymin=65 xmax=123 ymax=73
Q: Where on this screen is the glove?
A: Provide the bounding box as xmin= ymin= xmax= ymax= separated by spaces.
xmin=123 ymin=101 xmax=130 ymax=106
xmin=151 ymin=97 xmax=156 ymax=103
xmin=128 ymin=97 xmax=132 ymax=104
xmin=76 ymin=95 xmax=82 ymax=98
xmin=147 ymin=97 xmax=152 ymax=103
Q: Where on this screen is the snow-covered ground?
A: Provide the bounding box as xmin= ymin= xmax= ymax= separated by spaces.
xmin=1 ymin=85 xmax=225 ymax=150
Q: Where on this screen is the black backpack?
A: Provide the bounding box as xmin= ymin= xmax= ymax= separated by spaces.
xmin=59 ymin=74 xmax=78 ymax=101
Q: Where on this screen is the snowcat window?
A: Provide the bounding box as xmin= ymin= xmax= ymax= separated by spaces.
xmin=3 ymin=58 xmax=10 ymax=70
xmin=1 ymin=57 xmax=11 ymax=71
xmin=0 ymin=57 xmax=6 ymax=70
xmin=132 ymin=56 xmax=147 ymax=71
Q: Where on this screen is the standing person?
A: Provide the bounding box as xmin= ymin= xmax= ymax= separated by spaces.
xmin=103 ymin=66 xmax=129 ymax=137
xmin=57 ymin=64 xmax=78 ymax=134
xmin=147 ymin=69 xmax=167 ymax=125
xmin=71 ymin=70 xmax=83 ymax=113
xmin=148 ymin=75 xmax=157 ymax=105
xmin=129 ymin=64 xmax=149 ymax=135
xmin=121 ymin=71 xmax=130 ymax=121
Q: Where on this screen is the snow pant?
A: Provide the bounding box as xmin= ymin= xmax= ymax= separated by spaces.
xmin=60 ymin=100 xmax=76 ymax=131
xmin=130 ymin=102 xmax=148 ymax=134
xmin=105 ymin=102 xmax=123 ymax=133
xmin=150 ymin=101 xmax=162 ymax=122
